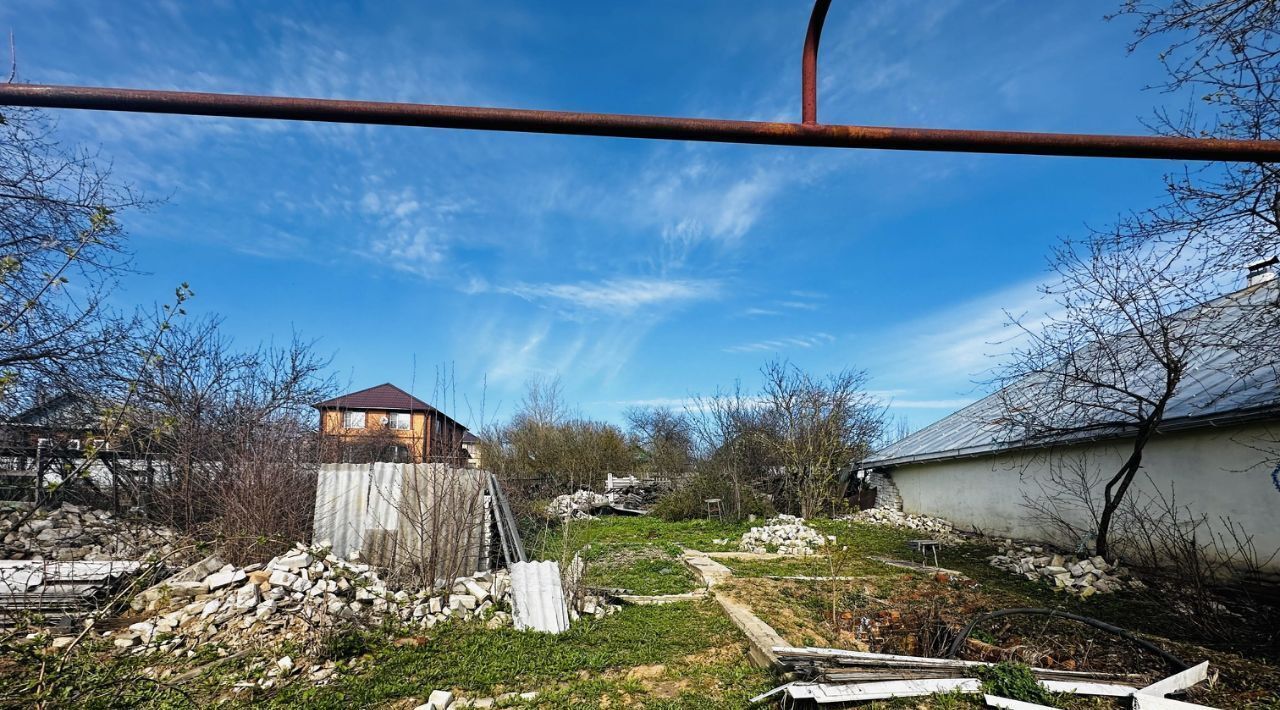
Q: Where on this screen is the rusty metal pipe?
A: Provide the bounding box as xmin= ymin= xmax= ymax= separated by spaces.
xmin=802 ymin=0 xmax=832 ymax=124
xmin=3 ymin=83 xmax=1280 ymax=162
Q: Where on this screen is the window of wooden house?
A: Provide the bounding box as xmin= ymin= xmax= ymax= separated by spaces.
xmin=343 ymin=411 xmax=366 ymax=429
xmin=388 ymin=412 xmax=411 ymax=430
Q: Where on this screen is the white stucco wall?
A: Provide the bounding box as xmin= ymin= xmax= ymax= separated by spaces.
xmin=888 ymin=421 xmax=1280 ymax=571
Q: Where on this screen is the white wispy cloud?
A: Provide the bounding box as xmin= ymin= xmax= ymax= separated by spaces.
xmin=465 ymin=314 xmax=655 ymax=391
xmin=355 ymin=182 xmax=480 ymax=278
xmin=641 ymin=159 xmax=781 ymax=247
xmin=850 ymin=277 xmax=1057 ymax=417
xmin=723 ymin=333 xmax=835 ymax=354
xmin=492 ymin=277 xmax=720 ymax=316
xmin=740 ymin=290 xmax=827 ymax=317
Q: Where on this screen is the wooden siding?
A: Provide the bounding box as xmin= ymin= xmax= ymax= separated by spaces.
xmin=318 ymin=408 xmax=467 ymax=464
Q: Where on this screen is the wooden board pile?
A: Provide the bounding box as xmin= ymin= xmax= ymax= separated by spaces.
xmin=763 ymin=646 xmax=1220 ymax=708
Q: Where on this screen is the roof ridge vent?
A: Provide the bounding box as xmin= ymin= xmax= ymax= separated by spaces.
xmin=1246 ymin=256 xmax=1278 ymax=287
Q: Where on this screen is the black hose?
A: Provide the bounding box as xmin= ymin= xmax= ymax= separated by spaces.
xmin=944 ymin=607 xmax=1190 ymax=672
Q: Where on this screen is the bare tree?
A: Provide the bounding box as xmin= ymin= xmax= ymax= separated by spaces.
xmin=117 ymin=313 xmax=333 ymax=557
xmin=624 ymin=406 xmax=693 ymax=475
xmin=996 ymin=234 xmax=1272 ymax=558
xmin=480 ymin=376 xmax=633 ymax=494
xmin=685 ymin=382 xmax=776 ymax=519
xmin=757 ymin=359 xmax=886 ymax=517
xmin=0 ymin=108 xmax=141 ymax=410
xmin=1109 ymin=1 xmax=1280 ymax=277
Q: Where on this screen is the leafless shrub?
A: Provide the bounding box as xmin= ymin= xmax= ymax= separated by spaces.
xmin=684 ymin=381 xmax=777 ymax=521
xmin=624 ymin=406 xmax=694 ymax=476
xmin=210 ymin=418 xmax=320 ymax=565
xmin=480 ymin=376 xmax=632 ymax=496
xmin=757 ymin=359 xmax=886 ymax=517
xmin=108 ymin=315 xmax=333 ymax=563
xmin=381 ymin=463 xmax=489 ymax=590
xmin=1020 ymin=453 xmax=1106 ymax=555
xmin=1023 ymin=456 xmax=1279 ymax=640
xmin=1113 ymin=475 xmax=1279 ymax=639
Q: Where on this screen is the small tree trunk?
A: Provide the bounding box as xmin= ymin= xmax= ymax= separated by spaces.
xmin=1095 ymin=424 xmax=1156 ymax=559
xmin=1095 ymin=459 xmax=1139 ymax=559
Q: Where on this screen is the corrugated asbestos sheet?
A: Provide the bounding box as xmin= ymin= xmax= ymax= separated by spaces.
xmin=313 ymin=463 xmax=490 ymax=580
xmin=362 ymin=463 xmax=405 ymax=567
xmin=313 ymin=463 xmax=371 ymax=558
xmin=0 ymin=560 xmax=144 ymax=615
xmin=868 ymin=280 xmax=1280 ymax=467
xmin=509 ymin=560 xmax=569 ymax=634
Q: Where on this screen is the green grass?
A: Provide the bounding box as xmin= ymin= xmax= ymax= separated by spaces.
xmin=722 ymin=554 xmax=899 ymax=578
xmin=16 ymin=516 xmax=1275 ymax=709
xmin=531 ymin=516 xmax=753 ymax=557
xmin=583 ymin=552 xmax=698 ymax=595
xmin=528 ymin=516 xmax=754 ymax=595
xmin=267 ymin=600 xmax=769 ymax=708
xmin=808 ymin=517 xmax=923 ymax=556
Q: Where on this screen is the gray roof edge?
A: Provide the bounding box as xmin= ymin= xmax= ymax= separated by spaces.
xmin=865 ymin=402 xmax=1280 ymax=469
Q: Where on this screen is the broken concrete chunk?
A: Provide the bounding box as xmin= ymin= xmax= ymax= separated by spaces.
xmin=426 ymin=689 xmax=454 ymax=709
xmin=204 ymin=568 xmax=246 ymax=591
xmin=271 ymin=552 xmax=312 ymax=571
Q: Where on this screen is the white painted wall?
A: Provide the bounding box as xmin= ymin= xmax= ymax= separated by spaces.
xmin=888 ymin=421 xmax=1280 ymax=572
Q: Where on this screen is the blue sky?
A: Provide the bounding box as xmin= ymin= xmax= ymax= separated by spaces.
xmin=5 ymin=1 xmax=1192 ymax=431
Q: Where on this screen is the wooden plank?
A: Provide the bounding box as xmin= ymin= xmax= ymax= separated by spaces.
xmin=798 ymin=678 xmax=982 ymax=703
xmin=1141 ymin=661 xmax=1210 ymax=697
xmin=985 ymin=694 xmax=1057 ymax=710
xmin=776 ymin=645 xmax=1140 ymax=682
xmin=1041 ymin=680 xmax=1137 ymax=696
xmin=774 ymin=646 xmax=987 ymax=668
xmin=1133 ymin=693 xmax=1219 ymax=710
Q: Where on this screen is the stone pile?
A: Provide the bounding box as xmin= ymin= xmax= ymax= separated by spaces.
xmin=119 ymin=544 xmax=508 ymax=655
xmin=112 ymin=542 xmax=619 ymax=661
xmin=848 ymin=507 xmax=962 ymax=543
xmin=987 ymin=541 xmax=1145 ymax=597
xmin=547 ymin=490 xmax=610 ymax=520
xmin=861 ymin=472 xmax=902 ymax=511
xmin=739 ymin=515 xmax=831 ymax=555
xmin=0 ymin=502 xmax=180 ymax=562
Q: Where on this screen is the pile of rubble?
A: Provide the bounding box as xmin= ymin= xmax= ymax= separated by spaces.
xmin=602 ymin=474 xmax=670 ymax=511
xmin=547 ymin=490 xmax=610 ymax=520
xmin=847 ymin=507 xmax=962 ymax=543
xmin=0 ymin=502 xmax=181 ymax=562
xmin=739 ymin=515 xmax=831 ymax=555
xmin=987 ymin=541 xmax=1144 ymax=597
xmin=114 ymin=543 xmax=619 ymax=660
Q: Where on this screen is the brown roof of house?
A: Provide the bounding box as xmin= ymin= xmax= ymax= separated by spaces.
xmin=313 ymin=383 xmax=439 ymax=413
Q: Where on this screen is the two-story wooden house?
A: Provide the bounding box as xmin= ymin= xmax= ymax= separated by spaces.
xmin=314 ymin=383 xmax=470 ymax=464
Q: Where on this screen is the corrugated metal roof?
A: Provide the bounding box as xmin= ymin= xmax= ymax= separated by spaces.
xmin=868 ymin=280 xmax=1280 ymax=468
xmin=509 ymin=560 xmax=570 ymax=633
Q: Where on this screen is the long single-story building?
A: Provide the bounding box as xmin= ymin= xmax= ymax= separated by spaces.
xmin=863 ymin=261 xmax=1280 ymax=574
